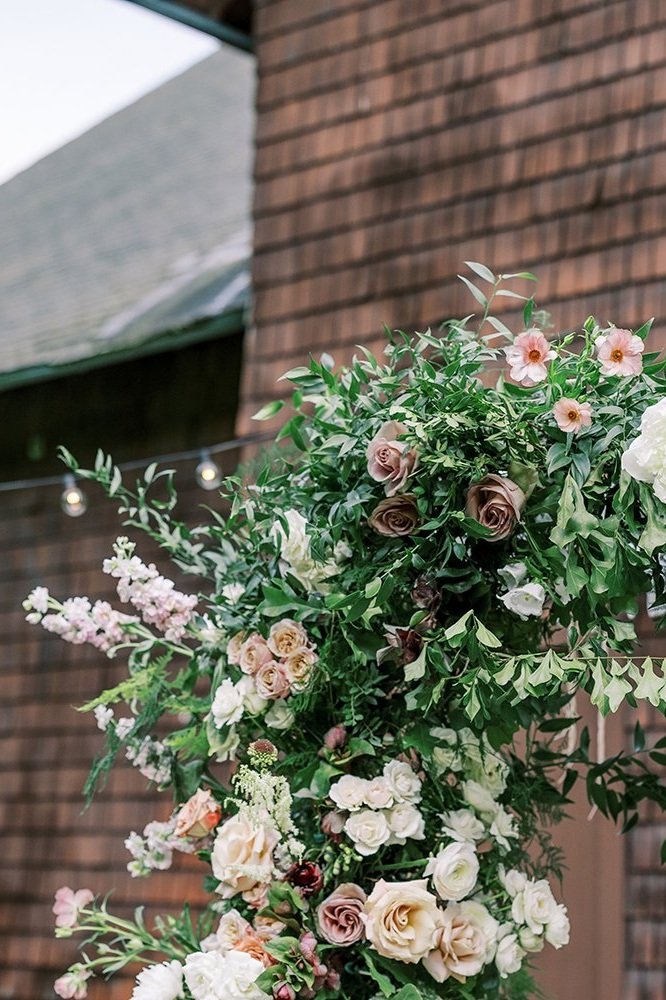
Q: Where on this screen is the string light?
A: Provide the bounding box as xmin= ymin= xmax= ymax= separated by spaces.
xmin=60 ymin=474 xmax=88 ymax=518
xmin=195 ymin=450 xmax=223 ymax=490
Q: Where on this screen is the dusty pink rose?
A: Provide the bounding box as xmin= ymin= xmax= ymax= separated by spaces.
xmin=52 ymin=887 xmax=94 ymax=928
xmin=596 ymin=328 xmax=644 ymax=376
xmin=504 ymin=330 xmax=556 ymax=385
xmin=174 ymin=788 xmax=222 ymax=839
xmin=369 ymin=494 xmax=420 ymax=537
xmin=53 ymin=969 xmax=90 ymax=1000
xmin=273 ymin=984 xmax=296 ymax=1000
xmin=423 ymin=904 xmax=489 ymax=983
xmin=238 ymin=633 xmax=273 ymax=675
xmin=367 ymin=421 xmax=418 ymax=495
xmin=465 ymin=475 xmax=525 ymax=541
xmin=226 ymin=630 xmax=246 ymax=665
xmin=317 ymin=883 xmax=367 ymax=945
xmin=254 ymin=659 xmax=291 ymax=700
xmin=553 ymin=398 xmax=593 ymax=433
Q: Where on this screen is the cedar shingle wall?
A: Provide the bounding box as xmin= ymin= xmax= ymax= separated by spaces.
xmin=244 ymin=1 xmax=666 ymax=995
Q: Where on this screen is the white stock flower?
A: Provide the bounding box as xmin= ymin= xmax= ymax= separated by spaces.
xmin=497 ymin=563 xmax=528 ymax=589
xmin=387 ymin=802 xmax=425 ymax=844
xmin=94 ymin=705 xmax=114 ymax=731
xmin=462 ymin=780 xmax=498 ymax=820
xmin=363 ymin=777 xmax=394 ymax=810
xmin=221 ymin=583 xmax=245 ymax=604
xmin=545 ymin=904 xmax=571 ymax=949
xmin=344 ymin=809 xmax=391 ymax=855
xmin=495 ymin=929 xmax=525 ymax=978
xmin=264 ymin=699 xmax=294 ymax=730
xmin=131 ymin=960 xmax=183 ymax=1000
xmin=183 ymin=950 xmax=268 ymax=1000
xmin=383 ymin=760 xmax=422 ymax=803
xmin=440 ymin=808 xmax=486 ymax=844
xmin=330 ymin=774 xmax=369 ymax=812
xmin=25 ymin=586 xmax=50 ymax=614
xmin=425 ymin=842 xmax=479 ymax=902
xmin=499 ymin=583 xmax=546 ymax=620
xmin=211 ymin=679 xmax=245 ymax=728
xmin=621 ymin=397 xmax=666 ymax=501
xmin=511 ymin=879 xmax=559 ymax=935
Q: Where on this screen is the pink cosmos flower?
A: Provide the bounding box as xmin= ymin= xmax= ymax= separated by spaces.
xmin=52 ymin=887 xmax=94 ymax=928
xmin=596 ymin=328 xmax=644 ymax=376
xmin=504 ymin=331 xmax=556 ymax=385
xmin=553 ymin=398 xmax=593 ymax=433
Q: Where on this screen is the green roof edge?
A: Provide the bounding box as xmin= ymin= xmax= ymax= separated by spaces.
xmin=0 ymin=308 xmax=245 ymax=394
xmin=124 ymin=0 xmax=254 ymax=52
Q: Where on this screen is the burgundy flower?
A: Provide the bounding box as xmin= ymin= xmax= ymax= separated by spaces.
xmin=287 ymin=861 xmax=324 ymax=897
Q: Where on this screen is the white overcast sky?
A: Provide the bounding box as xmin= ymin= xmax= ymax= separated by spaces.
xmin=0 ymin=0 xmax=219 ymax=184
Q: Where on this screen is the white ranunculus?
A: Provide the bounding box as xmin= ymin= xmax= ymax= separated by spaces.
xmin=499 ymin=867 xmax=528 ymax=898
xmin=383 ymin=759 xmax=422 ymax=803
xmin=425 ymin=842 xmax=479 ymax=901
xmin=490 ymin=806 xmax=518 ymax=851
xmin=465 ymin=746 xmax=509 ymax=797
xmin=330 ymin=774 xmax=369 ymax=812
xmin=264 ymin=699 xmax=294 ymax=730
xmin=211 ymin=679 xmax=245 ymax=728
xmin=495 ymin=930 xmax=526 ymax=978
xmin=431 ymin=745 xmax=463 ymax=774
xmin=498 ymin=562 xmax=528 ymax=589
xmin=363 ymin=777 xmax=394 ymax=810
xmin=183 ymin=950 xmax=268 ymax=1000
xmin=344 ymin=809 xmax=391 ymax=855
xmin=518 ymin=926 xmax=544 ymax=953
xmin=131 ymin=960 xmax=183 ymax=1000
xmin=462 ymin=780 xmax=498 ymax=820
xmin=545 ymin=903 xmax=571 ymax=949
xmin=236 ymin=675 xmax=269 ymax=717
xmin=440 ymin=808 xmax=486 ymax=844
xmin=621 ymin=397 xmax=666 ymax=501
xmin=387 ymin=802 xmax=425 ymax=844
xmin=221 ymin=583 xmax=245 ymax=604
xmin=511 ymin=879 xmax=559 ymax=934
xmin=499 ymin=583 xmax=546 ymax=620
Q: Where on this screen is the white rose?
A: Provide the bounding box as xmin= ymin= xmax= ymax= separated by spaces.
xmin=459 ymin=900 xmax=499 ymax=962
xmin=622 ymin=397 xmax=666 ymax=501
xmin=432 ymin=745 xmax=463 ymax=774
xmin=383 ymin=759 xmax=422 ymax=803
xmin=545 ymin=903 xmax=571 ymax=949
xmin=221 ymin=583 xmax=245 ymax=604
xmin=330 ymin=774 xmax=369 ymax=812
xmin=440 ymin=808 xmax=486 ymax=844
xmin=497 ymin=562 xmax=528 ymax=589
xmin=518 ymin=926 xmax=544 ymax=953
xmin=363 ymin=777 xmax=394 ymax=810
xmin=462 ymin=780 xmax=498 ymax=820
xmin=344 ymin=809 xmax=391 ymax=856
xmin=211 ymin=679 xmax=244 ymax=728
xmin=490 ymin=806 xmax=518 ymax=851
xmin=499 ymin=583 xmax=546 ymax=620
xmin=211 ymin=815 xmax=278 ymax=899
xmin=363 ymin=879 xmax=443 ymax=963
xmin=131 ymin=960 xmax=183 ymax=1000
xmin=387 ymin=803 xmax=425 ymax=844
xmin=495 ymin=930 xmax=525 ymax=978
xmin=511 ymin=879 xmax=559 ymax=934
xmin=425 ymin=842 xmax=479 ymax=901
xmin=264 ymin=699 xmax=294 ymax=730
xmin=215 ymin=910 xmax=252 ymax=952
xmin=236 ymin=675 xmax=268 ymax=716
xmin=465 ymin=747 xmax=508 ymax=796
xmin=499 ymin=867 xmax=528 ymax=898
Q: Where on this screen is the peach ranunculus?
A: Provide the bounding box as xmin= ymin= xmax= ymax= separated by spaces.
xmin=211 ymin=814 xmax=279 ymax=900
xmin=174 ymin=788 xmax=222 ymax=839
xmin=465 ymin=475 xmax=525 ymax=542
xmin=232 ymin=934 xmax=274 ymax=967
xmin=267 ymin=619 xmax=310 ymax=658
xmin=552 ymin=398 xmax=593 ymax=434
xmin=284 ymin=648 xmax=318 ymax=691
xmin=52 ymin=887 xmax=94 ymax=929
xmin=238 ymin=633 xmax=273 ymax=675
xmin=226 ymin=630 xmax=246 ymax=665
xmin=596 ymin=328 xmax=644 ymax=377
xmin=367 ymin=421 xmax=418 ymax=496
xmin=363 ymin=878 xmax=443 ymax=963
xmin=254 ymin=659 xmax=291 ymax=700
xmin=423 ymin=900 xmax=498 ymax=984
xmin=504 ymin=330 xmax=556 ymax=385
xmin=317 ymin=883 xmax=367 ymax=946
xmin=368 ymin=494 xmax=420 ymax=537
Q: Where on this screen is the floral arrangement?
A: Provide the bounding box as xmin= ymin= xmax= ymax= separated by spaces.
xmin=27 ymin=266 xmax=666 ymax=1000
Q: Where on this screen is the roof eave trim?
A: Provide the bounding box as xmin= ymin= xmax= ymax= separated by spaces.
xmin=125 ymin=0 xmax=254 ymax=52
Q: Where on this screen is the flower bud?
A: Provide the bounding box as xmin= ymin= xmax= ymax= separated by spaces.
xmin=323 ymin=725 xmax=347 ymax=750
xmin=273 ymin=984 xmax=296 ymax=1000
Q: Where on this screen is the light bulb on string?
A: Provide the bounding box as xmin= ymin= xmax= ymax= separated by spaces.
xmin=60 ymin=474 xmax=88 ymax=517
xmin=195 ymin=450 xmax=222 ymax=490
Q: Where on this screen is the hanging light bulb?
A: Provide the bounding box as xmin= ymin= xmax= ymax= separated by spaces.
xmin=195 ymin=450 xmax=222 ymax=490
xmin=60 ymin=474 xmax=88 ymax=517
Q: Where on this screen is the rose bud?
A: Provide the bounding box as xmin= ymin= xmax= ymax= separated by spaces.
xmin=174 ymin=788 xmax=222 ymax=839
xmin=323 ymin=724 xmax=347 ymax=750
xmin=411 ymin=576 xmax=441 ymax=613
xmin=287 ymin=861 xmax=324 ymax=897
xmin=384 ymin=626 xmax=423 ymax=664
xmin=321 ymin=810 xmax=346 ymax=840
xmin=273 ymin=984 xmax=296 ymax=1000
xmin=368 ymin=494 xmax=420 ymax=537
xmin=465 ymin=474 xmax=526 ymax=541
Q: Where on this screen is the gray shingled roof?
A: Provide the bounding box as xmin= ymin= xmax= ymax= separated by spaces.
xmin=0 ymin=46 xmax=253 ymax=388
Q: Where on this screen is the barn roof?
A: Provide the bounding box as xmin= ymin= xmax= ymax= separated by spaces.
xmin=0 ymin=46 xmax=253 ymax=390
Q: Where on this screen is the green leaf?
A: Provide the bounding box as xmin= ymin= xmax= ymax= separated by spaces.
xmin=443 ymin=610 xmax=473 ymax=646
xmin=638 ymin=487 xmax=666 ymax=554
xmin=404 ymin=645 xmax=428 ymax=683
xmin=393 ymin=987 xmax=424 ymax=1000
xmin=550 ymin=474 xmax=598 ymax=547
xmin=252 ymin=399 xmax=285 ymax=421
xmin=475 ymin=618 xmax=502 ymax=648
xmin=361 ymin=951 xmax=395 ymax=997
xmin=457 ymin=274 xmax=487 ymax=307
xmin=464 ymin=261 xmax=495 ymax=284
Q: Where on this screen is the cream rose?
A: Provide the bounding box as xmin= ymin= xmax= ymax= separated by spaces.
xmin=363 ymin=777 xmax=394 ymax=810
xmin=174 ymin=788 xmax=222 ymax=839
xmin=495 ymin=930 xmax=525 ymax=978
xmin=545 ymin=904 xmax=570 ymax=949
xmin=344 ymin=809 xmax=391 ymax=856
xmin=264 ymin=699 xmax=294 ymax=730
xmin=424 ymin=900 xmax=498 ymax=983
xmin=211 ymin=815 xmax=278 ymax=899
xmin=267 ymin=619 xmax=310 ymax=658
xmin=363 ymin=879 xmax=443 ymax=963
xmin=226 ymin=631 xmax=245 ymax=665
xmin=462 ymin=780 xmax=498 ymax=820
xmin=330 ymin=774 xmax=369 ymax=812
xmin=426 ymin=843 xmax=479 ymax=902
xmin=511 ymin=879 xmax=559 ymax=934
xmin=215 ymin=910 xmax=252 ymax=952
xmin=283 ymin=648 xmax=317 ymax=691
xmin=383 ymin=760 xmax=422 ymax=803
xmin=236 ymin=675 xmax=269 ymax=716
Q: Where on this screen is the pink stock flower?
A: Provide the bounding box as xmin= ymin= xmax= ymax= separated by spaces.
xmin=52 ymin=887 xmax=94 ymax=929
xmin=504 ymin=331 xmax=556 ymax=385
xmin=53 ymin=968 xmax=91 ymax=999
xmin=553 ymin=398 xmax=593 ymax=433
xmin=596 ymin=328 xmax=644 ymax=376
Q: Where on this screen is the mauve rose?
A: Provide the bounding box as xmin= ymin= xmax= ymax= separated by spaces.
xmin=367 ymin=421 xmax=418 ymax=496
xmin=323 ymin=724 xmax=347 ymax=750
xmin=174 ymin=788 xmax=222 ymax=839
xmin=317 ymin=883 xmax=367 ymax=946
xmin=286 ymin=861 xmax=324 ymax=897
xmin=254 ymin=660 xmax=291 ymax=700
xmin=369 ymin=494 xmax=420 ymax=537
xmin=465 ymin=474 xmax=526 ymax=541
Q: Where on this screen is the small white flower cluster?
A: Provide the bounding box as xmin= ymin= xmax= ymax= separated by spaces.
xmin=125 ymin=819 xmax=193 ymax=878
xmin=183 ymin=950 xmax=268 ymax=1000
xmin=329 ymin=760 xmax=425 ymax=857
xmin=497 ymin=563 xmax=546 ymax=621
xmin=125 ymin=734 xmax=173 ymax=785
xmin=233 ymin=764 xmax=303 ymax=860
xmin=26 ymin=591 xmax=138 ymax=656
xmin=622 ymin=396 xmax=666 ymax=501
xmin=500 ymin=868 xmax=570 ymax=954
xmin=271 ymin=508 xmax=350 ymax=592
xmin=103 ymin=536 xmax=197 ymax=641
